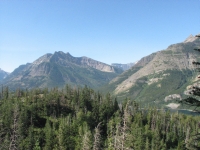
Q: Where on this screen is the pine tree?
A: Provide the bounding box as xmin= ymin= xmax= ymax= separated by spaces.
xmin=44 ymin=120 xmax=54 ymax=150
xmin=33 ymin=139 xmax=41 ymax=150
xmin=28 ymin=126 xmax=35 ymax=150
xmin=145 ymin=137 xmax=150 ymax=150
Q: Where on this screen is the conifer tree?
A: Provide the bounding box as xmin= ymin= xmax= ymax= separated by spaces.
xmin=145 ymin=137 xmax=150 ymax=150
xmin=33 ymin=140 xmax=41 ymax=150
xmin=44 ymin=120 xmax=54 ymax=150
xmin=27 ymin=126 xmax=35 ymax=150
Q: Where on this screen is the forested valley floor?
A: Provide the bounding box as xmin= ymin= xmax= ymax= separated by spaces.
xmin=0 ymin=85 xmax=200 ymax=150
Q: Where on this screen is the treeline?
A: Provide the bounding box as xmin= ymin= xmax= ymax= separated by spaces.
xmin=0 ymin=85 xmax=200 ymax=149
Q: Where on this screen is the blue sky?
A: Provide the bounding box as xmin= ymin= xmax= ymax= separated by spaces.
xmin=0 ymin=0 xmax=200 ymax=72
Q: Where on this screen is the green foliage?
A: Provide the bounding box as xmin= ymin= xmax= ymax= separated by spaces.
xmin=116 ymin=69 xmax=194 ymax=108
xmin=0 ymin=85 xmax=200 ymax=149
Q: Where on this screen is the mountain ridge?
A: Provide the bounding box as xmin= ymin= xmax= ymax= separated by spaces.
xmin=0 ymin=69 xmax=9 ymax=81
xmin=2 ymin=51 xmax=123 ymax=89
xmin=101 ymin=34 xmax=200 ymax=108
xmin=114 ymin=38 xmax=199 ymax=94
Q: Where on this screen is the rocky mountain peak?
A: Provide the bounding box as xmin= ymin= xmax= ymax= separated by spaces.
xmin=30 ymin=51 xmax=121 ymax=73
xmin=54 ymin=51 xmax=72 ymax=57
xmin=184 ymin=34 xmax=198 ymax=43
xmin=66 ymin=52 xmax=72 ymax=56
xmin=44 ymin=51 xmax=74 ymax=64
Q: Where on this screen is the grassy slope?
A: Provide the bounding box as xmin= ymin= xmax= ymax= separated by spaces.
xmin=115 ymin=69 xmax=195 ymax=108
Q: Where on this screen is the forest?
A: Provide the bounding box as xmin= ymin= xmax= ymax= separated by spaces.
xmin=0 ymin=85 xmax=200 ymax=150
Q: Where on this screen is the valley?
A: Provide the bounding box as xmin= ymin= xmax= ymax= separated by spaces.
xmin=1 ymin=1 xmax=200 ymax=149
xmin=1 ymin=34 xmax=200 ymax=150
xmin=1 ymin=34 xmax=200 ymax=110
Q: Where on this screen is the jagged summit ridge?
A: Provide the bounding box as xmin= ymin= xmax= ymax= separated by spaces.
xmin=33 ymin=51 xmax=118 ymax=73
xmin=184 ymin=34 xmax=198 ymax=43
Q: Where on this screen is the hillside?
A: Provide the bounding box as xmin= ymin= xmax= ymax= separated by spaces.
xmin=2 ymin=51 xmax=123 ymax=90
xmin=102 ymin=34 xmax=200 ymax=108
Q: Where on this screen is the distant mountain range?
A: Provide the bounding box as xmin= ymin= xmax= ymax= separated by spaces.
xmin=1 ymin=34 xmax=200 ymax=109
xmin=111 ymin=62 xmax=136 ymax=71
xmin=2 ymin=51 xmax=123 ymax=89
xmin=101 ymin=34 xmax=200 ymax=109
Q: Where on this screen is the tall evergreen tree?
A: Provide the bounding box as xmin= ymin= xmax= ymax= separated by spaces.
xmin=44 ymin=120 xmax=54 ymax=150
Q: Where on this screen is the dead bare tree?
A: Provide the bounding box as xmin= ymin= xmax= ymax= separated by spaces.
xmin=82 ymin=131 xmax=92 ymax=150
xmin=121 ymin=100 xmax=131 ymax=150
xmin=9 ymin=104 xmax=20 ymax=150
xmin=93 ymin=122 xmax=102 ymax=150
xmin=113 ymin=101 xmax=132 ymax=150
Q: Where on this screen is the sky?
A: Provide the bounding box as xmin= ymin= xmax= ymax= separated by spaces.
xmin=0 ymin=0 xmax=200 ymax=73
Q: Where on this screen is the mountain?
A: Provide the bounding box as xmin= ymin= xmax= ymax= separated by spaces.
xmin=0 ymin=69 xmax=9 ymax=81
xmin=103 ymin=34 xmax=200 ymax=108
xmin=2 ymin=51 xmax=123 ymax=90
xmin=111 ymin=62 xmax=136 ymax=71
